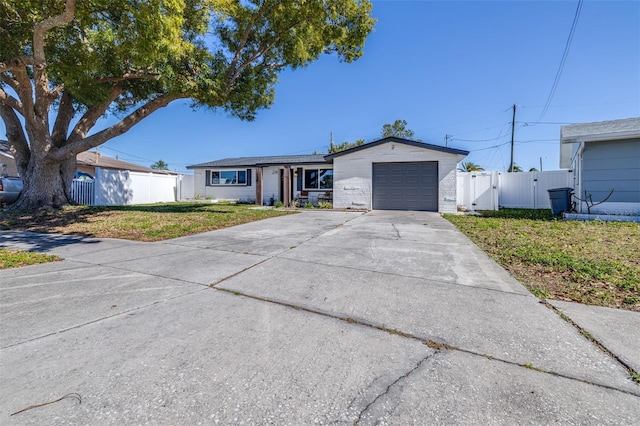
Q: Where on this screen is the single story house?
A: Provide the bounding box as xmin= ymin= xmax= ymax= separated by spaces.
xmin=77 ymin=151 xmax=177 ymax=176
xmin=560 ymin=117 xmax=640 ymax=215
xmin=187 ymin=137 xmax=469 ymax=213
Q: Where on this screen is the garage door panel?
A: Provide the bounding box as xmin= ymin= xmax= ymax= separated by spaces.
xmin=373 ymin=162 xmax=438 ymax=211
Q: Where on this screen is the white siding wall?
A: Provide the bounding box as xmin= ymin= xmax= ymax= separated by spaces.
xmin=193 ymin=168 xmax=257 ymax=202
xmin=333 ymin=142 xmax=461 ymax=213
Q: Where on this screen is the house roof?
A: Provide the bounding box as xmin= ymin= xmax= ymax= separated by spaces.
xmin=0 ymin=144 xmax=176 ymax=176
xmin=324 ymin=136 xmax=470 ymax=159
xmin=187 ymin=154 xmax=328 ymax=169
xmin=559 ymin=117 xmax=640 ymax=168
xmin=560 ymin=117 xmax=640 ymax=143
xmin=77 ymin=151 xmax=177 ymax=174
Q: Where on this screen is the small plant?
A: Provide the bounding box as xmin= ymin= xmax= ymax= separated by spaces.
xmin=304 ymin=202 xmax=315 ymax=209
xmin=317 ymin=201 xmax=333 ymax=209
xmin=194 ymin=193 xmax=201 ymax=200
xmin=274 ymin=200 xmax=284 ymax=208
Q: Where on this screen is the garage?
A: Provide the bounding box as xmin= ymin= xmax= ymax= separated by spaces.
xmin=372 ymin=161 xmax=438 ymax=211
xmin=327 ymin=137 xmax=469 ymax=213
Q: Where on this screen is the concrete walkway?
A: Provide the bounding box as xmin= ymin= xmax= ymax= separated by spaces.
xmin=1 ymin=210 xmax=638 ymax=424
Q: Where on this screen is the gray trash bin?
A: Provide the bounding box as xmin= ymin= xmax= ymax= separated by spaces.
xmin=548 ymin=187 xmax=573 ymax=216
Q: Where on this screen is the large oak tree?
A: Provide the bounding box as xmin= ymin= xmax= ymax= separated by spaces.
xmin=0 ymin=0 xmax=374 ymax=209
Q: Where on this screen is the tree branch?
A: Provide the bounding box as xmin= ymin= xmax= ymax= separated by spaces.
xmin=95 ymin=69 xmax=161 ymax=83
xmin=9 ymin=66 xmax=37 ymax=139
xmin=0 ymin=56 xmax=34 ymax=73
xmin=33 ymin=0 xmax=76 ymax=65
xmin=227 ymin=0 xmax=267 ymax=85
xmin=0 ymin=103 xmax=30 ymax=177
xmin=33 ymin=0 xmax=76 ymax=120
xmin=51 ymin=90 xmax=75 ymax=145
xmin=68 ymin=85 xmax=124 ymax=142
xmin=0 ymin=88 xmax=24 ymax=115
xmin=52 ymin=93 xmax=185 ymax=160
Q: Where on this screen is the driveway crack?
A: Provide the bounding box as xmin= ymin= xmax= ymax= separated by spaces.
xmin=354 ymin=352 xmax=437 ymax=424
xmin=391 ymin=223 xmax=401 ymax=239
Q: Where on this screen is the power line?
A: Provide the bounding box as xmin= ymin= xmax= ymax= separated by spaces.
xmin=535 ymin=0 xmax=584 ymax=123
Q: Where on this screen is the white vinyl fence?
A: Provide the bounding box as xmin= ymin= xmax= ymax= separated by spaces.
xmin=457 ymin=170 xmax=574 ymax=211
xmin=177 ymin=174 xmax=195 ymax=201
xmin=69 ymin=167 xmax=193 ymax=206
xmin=70 ymin=179 xmax=95 ymax=205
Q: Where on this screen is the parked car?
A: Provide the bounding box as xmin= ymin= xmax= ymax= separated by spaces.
xmin=0 ymin=176 xmax=23 ymax=205
xmin=74 ymin=171 xmax=94 ymax=181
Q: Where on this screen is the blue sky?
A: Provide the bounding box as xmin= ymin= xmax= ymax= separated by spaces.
xmin=6 ymin=0 xmax=640 ymax=173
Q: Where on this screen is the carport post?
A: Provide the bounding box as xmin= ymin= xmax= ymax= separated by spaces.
xmin=283 ymin=165 xmax=292 ymax=206
xmin=255 ymin=167 xmax=263 ymax=206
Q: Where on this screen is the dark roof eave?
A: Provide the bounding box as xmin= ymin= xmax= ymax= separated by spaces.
xmin=324 ymin=136 xmax=469 ymax=160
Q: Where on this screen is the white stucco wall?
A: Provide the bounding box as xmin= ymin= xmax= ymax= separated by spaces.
xmin=193 ymin=168 xmax=257 ymax=202
xmin=332 ymin=142 xmax=463 ymax=213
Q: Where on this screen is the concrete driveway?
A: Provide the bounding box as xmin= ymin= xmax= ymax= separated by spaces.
xmin=1 ymin=210 xmax=638 ymax=424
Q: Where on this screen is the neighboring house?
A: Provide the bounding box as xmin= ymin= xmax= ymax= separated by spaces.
xmin=560 ymin=117 xmax=640 ymax=214
xmin=188 ymin=137 xmax=469 ymax=213
xmin=0 ymin=145 xmax=176 ymax=177
xmin=0 ymin=141 xmax=20 ymax=177
xmin=77 ymin=151 xmax=177 ymax=176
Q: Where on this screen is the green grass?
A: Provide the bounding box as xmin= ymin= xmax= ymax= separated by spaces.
xmin=0 ymin=249 xmax=60 ymax=269
xmin=0 ymin=202 xmax=294 ymax=242
xmin=444 ymin=209 xmax=640 ymax=311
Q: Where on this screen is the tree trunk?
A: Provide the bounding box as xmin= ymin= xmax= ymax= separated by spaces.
xmin=10 ymin=156 xmax=74 ymax=210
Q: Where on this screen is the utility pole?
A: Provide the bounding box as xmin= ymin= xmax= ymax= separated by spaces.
xmin=445 ymin=134 xmax=451 ymax=147
xmin=509 ymin=104 xmax=516 ymax=172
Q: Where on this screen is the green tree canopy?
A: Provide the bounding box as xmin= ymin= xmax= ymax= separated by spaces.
xmin=0 ymin=0 xmax=375 ymax=209
xmin=328 ymin=139 xmax=365 ymax=153
xmin=151 ymin=160 xmax=169 ymax=171
xmin=327 ymin=119 xmax=418 ymax=153
xmin=381 ymin=119 xmax=415 ymax=139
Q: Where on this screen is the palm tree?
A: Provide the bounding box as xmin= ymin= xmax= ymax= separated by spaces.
xmin=458 ymin=161 xmax=484 ymax=172
xmin=529 ymin=167 xmax=538 ymax=172
xmin=508 ymin=163 xmax=523 ymax=172
xmin=151 ymin=160 xmax=169 ymax=170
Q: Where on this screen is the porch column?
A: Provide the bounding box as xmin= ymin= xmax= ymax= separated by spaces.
xmin=283 ymin=165 xmax=292 ymax=207
xmin=255 ymin=167 xmax=263 ymax=206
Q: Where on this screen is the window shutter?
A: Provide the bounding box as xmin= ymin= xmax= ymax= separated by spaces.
xmin=205 ymin=170 xmax=211 ymax=186
xmin=297 ymin=168 xmax=303 ymax=191
xmin=246 ymin=169 xmax=252 ymax=186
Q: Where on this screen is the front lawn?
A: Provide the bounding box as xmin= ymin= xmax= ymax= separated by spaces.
xmin=444 ymin=209 xmax=640 ymax=312
xmin=0 ymin=202 xmax=294 ymax=242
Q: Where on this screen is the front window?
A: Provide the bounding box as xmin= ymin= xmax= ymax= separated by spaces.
xmin=211 ymin=170 xmax=247 ymax=185
xmin=304 ymin=168 xmax=333 ymax=189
